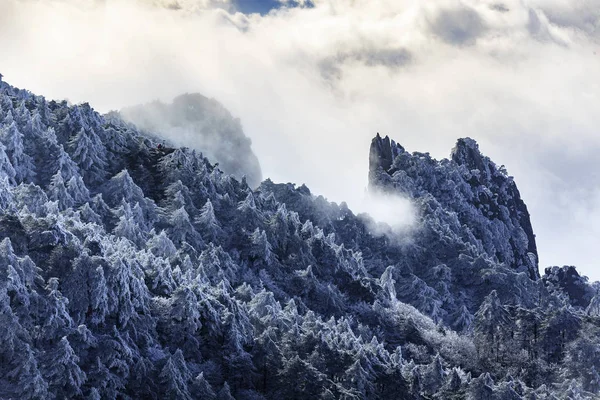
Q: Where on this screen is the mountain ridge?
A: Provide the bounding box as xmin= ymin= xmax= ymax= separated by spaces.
xmin=0 ymin=77 xmax=599 ymax=399
xmin=369 ymin=133 xmax=539 ymax=280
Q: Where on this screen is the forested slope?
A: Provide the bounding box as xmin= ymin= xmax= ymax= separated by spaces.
xmin=0 ymin=77 xmax=598 ymax=399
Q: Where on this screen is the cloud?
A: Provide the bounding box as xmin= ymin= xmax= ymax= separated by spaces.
xmin=427 ymin=4 xmax=487 ymax=46
xmin=1 ymin=0 xmax=600 ymax=280
xmin=357 ymin=189 xmax=417 ymax=244
xmin=318 ymin=46 xmax=411 ymax=82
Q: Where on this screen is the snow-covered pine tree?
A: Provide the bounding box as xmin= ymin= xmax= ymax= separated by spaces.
xmin=0 ymin=141 xmax=16 ymax=184
xmin=42 ymin=337 xmax=86 ymax=398
xmin=48 ymin=169 xmax=75 ymax=210
xmin=0 ymin=120 xmax=35 ymax=182
xmin=68 ymin=127 xmax=108 ymax=186
xmin=196 ymin=199 xmax=222 ymax=243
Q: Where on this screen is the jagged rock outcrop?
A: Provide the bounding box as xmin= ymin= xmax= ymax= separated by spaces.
xmin=121 ymin=93 xmax=262 ymax=187
xmin=369 ymin=133 xmax=539 ymax=280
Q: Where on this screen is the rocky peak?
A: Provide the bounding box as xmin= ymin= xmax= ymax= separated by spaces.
xmin=451 ymin=137 xmax=488 ymax=177
xmin=369 ymin=133 xmax=402 ymax=173
xmin=369 ymin=134 xmax=540 ymax=280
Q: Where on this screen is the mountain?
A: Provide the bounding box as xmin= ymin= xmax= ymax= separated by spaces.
xmin=370 ymin=133 xmax=538 ymax=280
xmin=0 ymin=76 xmax=599 ymax=399
xmin=121 ymin=93 xmax=263 ymax=187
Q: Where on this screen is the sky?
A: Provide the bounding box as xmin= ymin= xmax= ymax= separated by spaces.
xmin=0 ymin=0 xmax=599 ymax=280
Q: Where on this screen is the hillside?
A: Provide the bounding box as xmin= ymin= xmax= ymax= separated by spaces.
xmin=0 ymin=77 xmax=599 ymax=399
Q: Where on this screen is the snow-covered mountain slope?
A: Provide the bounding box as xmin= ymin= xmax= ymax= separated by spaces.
xmin=370 ymin=134 xmax=538 ymax=280
xmin=121 ymin=93 xmax=263 ymax=187
xmin=0 ymin=77 xmax=599 ymax=399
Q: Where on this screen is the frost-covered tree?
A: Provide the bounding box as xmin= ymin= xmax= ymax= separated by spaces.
xmin=169 ymin=206 xmax=200 ymax=247
xmin=196 ymin=199 xmax=222 ymax=242
xmin=191 ymin=372 xmax=216 ymax=400
xmin=113 ymin=201 xmax=147 ymax=247
xmin=147 ymin=229 xmax=177 ymax=258
xmin=0 ymin=175 xmax=14 ymax=211
xmin=474 ymin=291 xmax=514 ymax=366
xmin=67 ymin=174 xmax=90 ymax=206
xmin=68 ymin=127 xmax=108 ymax=185
xmin=42 ymin=278 xmax=74 ymax=341
xmin=7 ymin=343 xmax=48 ymax=399
xmin=216 ymin=382 xmax=235 ymax=400
xmin=48 ymin=169 xmax=75 ymax=210
xmin=159 ymin=350 xmax=191 ymax=400
xmin=42 ymin=337 xmax=86 ymax=398
xmin=422 ymin=354 xmax=446 ymax=395
xmin=12 ymin=182 xmax=48 ymax=215
xmin=249 ymin=228 xmax=273 ymax=266
xmin=102 ymin=169 xmax=146 ymax=207
xmin=0 ymin=141 xmax=16 ymax=184
xmin=1 ymin=120 xmax=35 ymax=182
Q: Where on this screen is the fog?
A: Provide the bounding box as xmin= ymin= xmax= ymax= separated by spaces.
xmin=359 ymin=190 xmax=417 ymax=243
xmin=1 ymin=0 xmax=599 ymax=280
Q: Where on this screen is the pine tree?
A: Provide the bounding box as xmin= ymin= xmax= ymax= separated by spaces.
xmin=0 ymin=175 xmax=14 ymax=211
xmin=54 ymin=145 xmax=80 ymax=181
xmin=451 ymin=304 xmax=474 ymax=332
xmin=67 ymin=174 xmax=90 ymax=206
xmin=147 ymin=229 xmax=177 ymax=258
xmin=12 ymin=182 xmax=48 ymax=215
xmin=79 ymin=202 xmax=104 ymax=225
xmin=90 ymin=194 xmax=113 ymax=226
xmin=48 ymin=169 xmax=74 ymax=210
xmin=33 ymin=128 xmax=62 ymax=185
xmin=62 ymin=253 xmax=100 ymax=325
xmin=586 ymin=295 xmax=600 ymax=317
xmin=344 ymin=355 xmax=376 ymax=399
xmin=196 ymin=199 xmax=221 ymax=242
xmin=276 ymin=355 xmax=326 ymax=399
xmin=105 ymin=256 xmax=136 ymax=327
xmin=90 ymin=266 xmax=109 ymax=325
xmin=0 ymin=141 xmax=16 ymax=184
xmin=468 ymin=373 xmax=495 ymax=400
xmin=69 ymin=127 xmax=107 ymax=186
xmin=87 ymin=357 xmax=120 ymax=400
xmin=422 ymin=354 xmax=446 ymax=395
xmin=1 ymin=120 xmax=35 ymax=182
xmin=166 ymin=285 xmax=201 ymax=354
xmin=42 ymin=278 xmax=74 ymax=341
xmin=159 ymin=350 xmax=192 ymax=400
xmin=113 ymin=201 xmax=147 ymax=247
xmin=474 ymin=290 xmax=513 ymax=365
xmin=379 ymin=266 xmax=397 ymax=305
xmin=216 ymin=382 xmax=235 ymax=400
xmin=7 ymin=342 xmax=49 ymax=399
xmin=0 ymin=285 xmax=26 ymax=365
xmin=237 ymin=191 xmax=264 ymax=229
xmin=42 ymin=337 xmax=87 ymax=398
xmin=102 ymin=169 xmax=146 ymax=207
xmin=249 ymin=228 xmax=273 ymax=266
xmin=191 ymin=372 xmax=216 ymax=400
xmin=169 ymin=206 xmax=200 ymax=247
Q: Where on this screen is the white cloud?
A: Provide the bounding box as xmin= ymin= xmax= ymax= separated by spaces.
xmin=357 ymin=189 xmax=417 ymax=244
xmin=1 ymin=0 xmax=599 ymax=279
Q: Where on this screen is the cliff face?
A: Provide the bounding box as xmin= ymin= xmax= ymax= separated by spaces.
xmin=369 ymin=134 xmax=539 ymax=280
